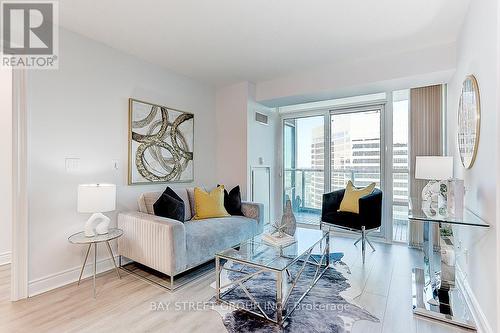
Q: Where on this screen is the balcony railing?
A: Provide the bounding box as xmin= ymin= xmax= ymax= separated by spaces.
xmin=284 ymin=168 xmax=409 ymax=241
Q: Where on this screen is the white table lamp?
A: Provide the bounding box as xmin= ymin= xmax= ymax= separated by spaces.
xmin=78 ymin=184 xmax=116 ymax=237
xmin=415 ymin=156 xmax=453 ymax=216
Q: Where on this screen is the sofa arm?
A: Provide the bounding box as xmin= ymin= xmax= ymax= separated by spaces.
xmin=241 ymin=201 xmax=265 ymax=234
xmin=118 ymin=211 xmax=187 ymax=276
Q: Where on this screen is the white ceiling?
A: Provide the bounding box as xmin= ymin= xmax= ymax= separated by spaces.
xmin=59 ymin=0 xmax=470 ymax=86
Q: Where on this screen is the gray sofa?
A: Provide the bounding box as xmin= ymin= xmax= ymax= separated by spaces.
xmin=117 ymin=187 xmax=264 ymax=287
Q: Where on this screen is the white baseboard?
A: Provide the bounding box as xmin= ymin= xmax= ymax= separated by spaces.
xmin=0 ymin=251 xmax=11 ymax=266
xmin=28 ymin=255 xmax=120 ymax=297
xmin=456 ymin=264 xmax=493 ymax=333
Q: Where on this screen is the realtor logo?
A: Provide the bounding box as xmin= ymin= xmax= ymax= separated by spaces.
xmin=1 ymin=1 xmax=58 ymax=69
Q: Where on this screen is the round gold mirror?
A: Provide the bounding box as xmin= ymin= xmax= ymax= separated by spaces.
xmin=458 ymin=75 xmax=480 ymax=169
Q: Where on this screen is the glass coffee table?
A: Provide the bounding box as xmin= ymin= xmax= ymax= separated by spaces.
xmin=215 ymin=227 xmax=330 ymax=326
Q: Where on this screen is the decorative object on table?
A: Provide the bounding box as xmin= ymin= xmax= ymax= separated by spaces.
xmin=281 ymin=199 xmax=297 ymax=236
xmin=210 ymin=255 xmax=378 ymax=332
xmin=128 ymin=98 xmax=194 ymax=185
xmin=270 ymin=218 xmax=287 ymax=237
xmin=446 ymin=178 xmax=465 ymax=218
xmin=415 ymin=156 xmax=453 ymax=217
xmin=321 ymin=186 xmax=382 ymax=264
xmin=69 ymin=228 xmax=122 ymax=298
xmin=458 ymin=75 xmax=480 ymax=169
xmin=262 ymin=232 xmax=295 ymax=247
xmin=78 ymin=184 xmax=116 ymax=237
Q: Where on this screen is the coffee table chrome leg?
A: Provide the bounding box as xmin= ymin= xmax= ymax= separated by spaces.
xmin=215 ymin=256 xmax=221 ymax=302
xmin=285 ymin=268 xmax=292 ymax=283
xmin=276 ymin=271 xmax=283 ymax=325
xmin=78 ymin=244 xmax=92 ymax=286
xmin=105 ymin=241 xmax=121 ymax=279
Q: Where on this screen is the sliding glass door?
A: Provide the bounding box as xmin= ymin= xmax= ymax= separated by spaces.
xmin=330 ymin=108 xmax=381 ymax=190
xmin=282 ymin=104 xmax=385 ymax=232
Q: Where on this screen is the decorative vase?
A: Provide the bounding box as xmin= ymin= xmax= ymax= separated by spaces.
xmin=282 ymin=200 xmax=297 ymax=236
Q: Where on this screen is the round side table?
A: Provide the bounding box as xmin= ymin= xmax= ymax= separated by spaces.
xmin=68 ymin=228 xmax=123 ymax=298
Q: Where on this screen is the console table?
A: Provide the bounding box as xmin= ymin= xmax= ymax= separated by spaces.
xmin=408 ymin=199 xmax=489 ymax=330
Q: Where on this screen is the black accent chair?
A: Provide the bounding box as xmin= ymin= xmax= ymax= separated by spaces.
xmin=321 ymin=188 xmax=383 ymax=263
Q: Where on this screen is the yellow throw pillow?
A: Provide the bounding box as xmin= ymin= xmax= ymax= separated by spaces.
xmin=193 ymin=186 xmax=230 ymax=220
xmin=338 ymin=181 xmax=375 ymax=214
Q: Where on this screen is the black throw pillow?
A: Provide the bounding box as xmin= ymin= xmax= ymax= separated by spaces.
xmin=153 ymin=187 xmax=185 ymax=222
xmin=222 ymin=185 xmax=244 ymax=216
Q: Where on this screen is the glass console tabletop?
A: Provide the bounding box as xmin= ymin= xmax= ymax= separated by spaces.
xmin=408 ymin=197 xmax=489 ymax=227
xmin=216 ymin=227 xmax=327 ymax=272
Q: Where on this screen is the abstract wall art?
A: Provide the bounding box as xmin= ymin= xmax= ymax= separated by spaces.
xmin=128 ymin=98 xmax=194 ymax=184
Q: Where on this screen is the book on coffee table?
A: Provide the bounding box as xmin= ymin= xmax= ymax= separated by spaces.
xmin=262 ymin=232 xmax=295 ymax=247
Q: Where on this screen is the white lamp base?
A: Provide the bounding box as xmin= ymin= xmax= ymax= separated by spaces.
xmin=421 ymin=180 xmax=448 ymax=218
xmin=84 ymin=212 xmax=111 ymax=237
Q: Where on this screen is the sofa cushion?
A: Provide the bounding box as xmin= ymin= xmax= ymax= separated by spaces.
xmin=338 ymin=180 xmax=375 ymax=214
xmin=223 ymin=185 xmax=244 ymax=216
xmin=138 ymin=192 xmax=161 ymax=214
xmin=153 ymin=187 xmax=185 ymax=222
xmin=193 ymin=186 xmax=230 ymax=220
xmin=184 ymin=216 xmax=258 ymax=266
xmin=139 ymin=188 xmax=192 ymax=221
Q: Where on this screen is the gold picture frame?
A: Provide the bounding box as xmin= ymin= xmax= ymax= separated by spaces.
xmin=128 ymin=98 xmax=194 ymax=185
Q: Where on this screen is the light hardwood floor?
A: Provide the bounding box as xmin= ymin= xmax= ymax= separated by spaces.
xmin=0 ymin=236 xmax=474 ymax=333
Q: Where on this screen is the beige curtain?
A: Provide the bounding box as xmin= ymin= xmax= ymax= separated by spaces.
xmin=408 ymin=85 xmax=443 ymax=249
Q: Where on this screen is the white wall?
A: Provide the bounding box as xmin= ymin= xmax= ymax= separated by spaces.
xmin=446 ymin=0 xmax=498 ymax=331
xmin=0 ymin=68 xmax=12 ymax=266
xmin=256 ymin=43 xmax=456 ymax=107
xmin=215 ymin=82 xmax=249 ymax=198
xmin=247 ymin=83 xmax=279 ymax=221
xmin=26 ymin=29 xmax=216 ymax=295
xmin=215 ymin=82 xmax=279 ymax=217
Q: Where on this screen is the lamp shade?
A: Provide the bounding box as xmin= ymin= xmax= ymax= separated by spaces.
xmin=415 ymin=156 xmax=453 ymax=180
xmin=77 ymin=184 xmax=116 ymax=213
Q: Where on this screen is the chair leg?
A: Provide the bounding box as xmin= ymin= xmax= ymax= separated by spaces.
xmin=361 ymin=226 xmax=366 ymax=264
xmin=355 ymin=231 xmax=376 ymax=252
xmin=366 ymin=237 xmax=376 ymax=252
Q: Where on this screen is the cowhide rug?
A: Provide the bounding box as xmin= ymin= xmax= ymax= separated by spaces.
xmin=209 ymin=254 xmax=378 ymax=333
